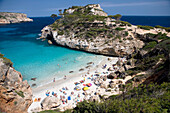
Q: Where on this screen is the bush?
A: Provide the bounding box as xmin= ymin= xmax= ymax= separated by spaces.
xmin=0 ymin=15 xmax=6 ymax=19
xmin=115 ymin=35 xmax=121 ymax=40
xmin=157 ymin=39 xmax=170 ymax=53
xmin=108 ymin=33 xmax=114 ymax=38
xmin=14 ymin=101 xmax=17 ymax=105
xmin=157 ymin=32 xmax=169 ymax=40
xmin=137 ymin=25 xmax=154 ymax=30
xmin=71 ymin=6 xmax=82 ymax=9
xmin=58 ymin=31 xmax=64 ymax=35
xmin=115 ymin=27 xmax=125 ymax=31
xmin=125 ymin=31 xmax=128 ymax=36
xmin=86 ymin=31 xmax=97 ymax=38
xmin=155 ymin=25 xmax=170 ymax=32
xmin=120 ymin=21 xmax=132 ymax=26
xmin=15 ymin=91 xmax=24 ymax=98
xmin=90 ymin=28 xmax=109 ymax=32
xmin=143 ymin=41 xmax=157 ymax=50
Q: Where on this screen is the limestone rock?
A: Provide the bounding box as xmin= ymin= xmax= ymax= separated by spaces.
xmin=41 ymin=96 xmax=61 ymax=110
xmin=89 ymin=95 xmax=100 ymax=102
xmin=0 ymin=57 xmax=32 ymax=113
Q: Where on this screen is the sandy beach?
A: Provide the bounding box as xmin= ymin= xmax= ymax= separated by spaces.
xmin=28 ymin=56 xmax=131 ymax=112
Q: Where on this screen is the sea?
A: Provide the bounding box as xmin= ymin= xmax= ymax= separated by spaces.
xmin=0 ymin=16 xmax=169 ymax=87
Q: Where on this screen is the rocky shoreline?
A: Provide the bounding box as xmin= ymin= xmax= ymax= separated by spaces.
xmin=0 ymin=54 xmax=32 ymax=113
xmin=0 ymin=12 xmax=33 ymax=24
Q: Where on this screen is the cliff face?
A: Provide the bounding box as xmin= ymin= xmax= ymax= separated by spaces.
xmin=40 ymin=4 xmax=169 ymax=57
xmin=0 ymin=54 xmax=32 ymax=113
xmin=0 ymin=12 xmax=33 ymax=24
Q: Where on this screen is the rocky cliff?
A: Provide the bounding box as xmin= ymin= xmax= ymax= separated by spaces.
xmin=0 ymin=12 xmax=33 ymax=24
xmin=113 ymin=39 xmax=170 ymax=87
xmin=40 ymin=4 xmax=170 ymax=57
xmin=0 ymin=54 xmax=32 ymax=113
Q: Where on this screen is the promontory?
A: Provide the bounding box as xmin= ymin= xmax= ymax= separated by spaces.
xmin=0 ymin=12 xmax=33 ymax=24
xmin=40 ymin=4 xmax=170 ymax=56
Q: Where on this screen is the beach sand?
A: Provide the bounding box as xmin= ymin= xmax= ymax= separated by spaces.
xmin=28 ymin=56 xmax=128 ymax=112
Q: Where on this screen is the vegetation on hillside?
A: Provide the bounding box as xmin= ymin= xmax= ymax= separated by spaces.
xmin=137 ymin=25 xmax=154 ymax=30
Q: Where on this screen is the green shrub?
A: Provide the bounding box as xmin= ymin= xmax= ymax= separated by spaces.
xmin=14 ymin=101 xmax=17 ymax=105
xmin=143 ymin=41 xmax=157 ymax=50
xmin=125 ymin=31 xmax=128 ymax=36
xmin=125 ymin=70 xmax=140 ymax=76
xmin=157 ymin=39 xmax=170 ymax=53
xmin=58 ymin=31 xmax=64 ymax=35
xmin=71 ymin=6 xmax=82 ymax=9
xmin=155 ymin=25 xmax=170 ymax=32
xmin=0 ymin=15 xmax=6 ymax=19
xmin=115 ymin=27 xmax=125 ymax=31
xmin=90 ymin=28 xmax=108 ymax=32
xmin=86 ymin=31 xmax=97 ymax=38
xmin=146 ymin=33 xmax=157 ymax=38
xmin=115 ymin=35 xmax=121 ymax=40
xmin=120 ymin=21 xmax=132 ymax=26
xmin=157 ymin=33 xmax=169 ymax=40
xmin=137 ymin=25 xmax=154 ymax=30
xmin=108 ymin=33 xmax=114 ymax=38
xmin=15 ymin=91 xmax=24 ymax=98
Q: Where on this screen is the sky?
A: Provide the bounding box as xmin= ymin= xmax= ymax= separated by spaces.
xmin=0 ymin=0 xmax=170 ymax=17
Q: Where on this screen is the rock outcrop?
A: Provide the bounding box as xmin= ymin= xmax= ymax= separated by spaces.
xmin=65 ymin=4 xmax=108 ymax=16
xmin=40 ymin=4 xmax=169 ymax=57
xmin=0 ymin=54 xmax=32 ymax=113
xmin=41 ymin=96 xmax=61 ymax=111
xmin=0 ymin=12 xmax=33 ymax=24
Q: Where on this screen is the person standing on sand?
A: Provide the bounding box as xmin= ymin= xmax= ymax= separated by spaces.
xmin=53 ymin=78 xmax=55 ymax=82
xmin=64 ymin=75 xmax=67 ymax=80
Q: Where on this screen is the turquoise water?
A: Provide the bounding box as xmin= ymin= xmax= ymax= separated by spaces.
xmin=0 ymin=17 xmax=102 ymax=87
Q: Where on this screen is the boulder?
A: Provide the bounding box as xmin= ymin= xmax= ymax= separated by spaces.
xmin=41 ymin=96 xmax=61 ymax=110
xmin=89 ymin=95 xmax=100 ymax=102
xmin=100 ymin=83 xmax=107 ymax=89
xmin=107 ymin=73 xmax=116 ymax=79
xmin=109 ymin=83 xmax=116 ymax=88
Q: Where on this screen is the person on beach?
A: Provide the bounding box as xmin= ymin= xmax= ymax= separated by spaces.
xmin=64 ymin=75 xmax=67 ymax=80
xmin=53 ymin=78 xmax=55 ymax=82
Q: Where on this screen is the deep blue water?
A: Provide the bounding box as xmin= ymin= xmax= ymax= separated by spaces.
xmin=122 ymin=16 xmax=170 ymax=27
xmin=0 ymin=16 xmax=169 ymax=87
